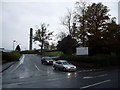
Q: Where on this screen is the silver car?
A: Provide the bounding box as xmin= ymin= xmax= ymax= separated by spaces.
xmin=53 ymin=60 xmax=76 ymax=72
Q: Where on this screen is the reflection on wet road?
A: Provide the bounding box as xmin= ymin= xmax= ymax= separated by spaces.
xmin=2 ymin=54 xmax=119 ymax=88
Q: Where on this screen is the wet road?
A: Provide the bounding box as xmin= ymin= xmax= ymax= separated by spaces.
xmin=2 ymin=54 xmax=119 ymax=88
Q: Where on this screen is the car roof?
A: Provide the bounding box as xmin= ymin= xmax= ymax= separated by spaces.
xmin=57 ymin=60 xmax=68 ymax=62
xmin=42 ymin=57 xmax=51 ymax=58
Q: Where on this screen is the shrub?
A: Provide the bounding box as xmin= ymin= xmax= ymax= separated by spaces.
xmin=2 ymin=51 xmax=21 ymax=63
xmin=56 ymin=54 xmax=119 ymax=66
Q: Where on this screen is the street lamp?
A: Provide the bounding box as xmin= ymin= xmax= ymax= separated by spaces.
xmin=13 ymin=40 xmax=17 ymax=51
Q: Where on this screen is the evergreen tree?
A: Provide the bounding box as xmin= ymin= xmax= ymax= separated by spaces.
xmin=15 ymin=45 xmax=21 ymax=51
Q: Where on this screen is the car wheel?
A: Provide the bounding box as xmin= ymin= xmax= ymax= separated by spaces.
xmin=54 ymin=66 xmax=57 ymax=70
xmin=45 ymin=62 xmax=47 ymax=65
xmin=63 ymin=68 xmax=66 ymax=72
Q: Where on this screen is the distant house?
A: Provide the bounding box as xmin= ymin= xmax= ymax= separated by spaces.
xmin=0 ymin=48 xmax=4 ymax=52
xmin=0 ymin=48 xmax=12 ymax=52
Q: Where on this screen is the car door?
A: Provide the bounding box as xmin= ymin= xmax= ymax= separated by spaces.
xmin=54 ymin=61 xmax=59 ymax=68
xmin=57 ymin=62 xmax=63 ymax=70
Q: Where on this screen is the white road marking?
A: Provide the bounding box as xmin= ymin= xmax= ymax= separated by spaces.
xmin=47 ymin=78 xmax=60 ymax=81
xmin=19 ymin=55 xmax=25 ymax=65
xmin=80 ymin=79 xmax=111 ymax=89
xmin=11 ymin=55 xmax=25 ymax=72
xmin=34 ymin=64 xmax=40 ymax=71
xmin=83 ymin=77 xmax=93 ymax=79
xmin=83 ymin=74 xmax=108 ymax=79
xmin=19 ymin=77 xmax=24 ymax=79
xmin=4 ymin=82 xmax=23 ymax=85
xmin=79 ymin=69 xmax=102 ymax=72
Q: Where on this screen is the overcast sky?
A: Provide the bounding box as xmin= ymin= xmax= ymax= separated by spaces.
xmin=1 ymin=0 xmax=119 ymax=50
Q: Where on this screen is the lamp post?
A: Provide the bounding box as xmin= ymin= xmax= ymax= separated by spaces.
xmin=13 ymin=40 xmax=17 ymax=51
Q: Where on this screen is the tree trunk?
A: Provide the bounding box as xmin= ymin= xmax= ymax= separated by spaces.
xmin=41 ymin=40 xmax=44 ymax=55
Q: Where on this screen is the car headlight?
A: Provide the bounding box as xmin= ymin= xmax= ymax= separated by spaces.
xmin=66 ymin=67 xmax=71 ymax=69
xmin=47 ymin=61 xmax=49 ymax=63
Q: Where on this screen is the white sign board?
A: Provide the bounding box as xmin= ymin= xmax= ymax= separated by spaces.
xmin=76 ymin=47 xmax=88 ymax=55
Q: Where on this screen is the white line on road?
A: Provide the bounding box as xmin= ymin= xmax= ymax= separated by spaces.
xmin=4 ymin=82 xmax=23 ymax=85
xmin=79 ymin=69 xmax=102 ymax=72
xmin=80 ymin=79 xmax=111 ymax=89
xmin=19 ymin=76 xmax=25 ymax=79
xmin=19 ymin=55 xmax=25 ymax=65
xmin=83 ymin=74 xmax=108 ymax=79
xmin=11 ymin=55 xmax=25 ymax=72
xmin=34 ymin=64 xmax=40 ymax=71
xmin=80 ymin=80 xmax=111 ymax=89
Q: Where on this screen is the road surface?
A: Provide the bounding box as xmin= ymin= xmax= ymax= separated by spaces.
xmin=2 ymin=54 xmax=119 ymax=88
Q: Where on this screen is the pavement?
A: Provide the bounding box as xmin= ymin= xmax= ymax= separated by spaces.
xmin=0 ymin=60 xmax=16 ymax=90
xmin=1 ymin=62 xmax=16 ymax=73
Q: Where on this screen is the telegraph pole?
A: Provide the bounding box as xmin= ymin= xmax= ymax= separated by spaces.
xmin=29 ymin=28 xmax=33 ymax=50
xmin=118 ymin=1 xmax=120 ymax=24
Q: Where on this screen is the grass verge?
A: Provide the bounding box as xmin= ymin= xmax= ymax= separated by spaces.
xmin=42 ymin=51 xmax=63 ymax=57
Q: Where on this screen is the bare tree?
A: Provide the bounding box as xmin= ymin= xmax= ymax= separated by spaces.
xmin=33 ymin=23 xmax=53 ymax=54
xmin=57 ymin=31 xmax=67 ymax=41
xmin=61 ymin=9 xmax=74 ymax=36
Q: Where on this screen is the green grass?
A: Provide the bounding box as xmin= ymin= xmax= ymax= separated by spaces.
xmin=20 ymin=50 xmax=37 ymax=54
xmin=42 ymin=51 xmax=63 ymax=57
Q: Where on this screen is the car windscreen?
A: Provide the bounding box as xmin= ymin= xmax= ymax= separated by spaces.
xmin=62 ymin=62 xmax=69 ymax=65
xmin=45 ymin=58 xmax=52 ymax=60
